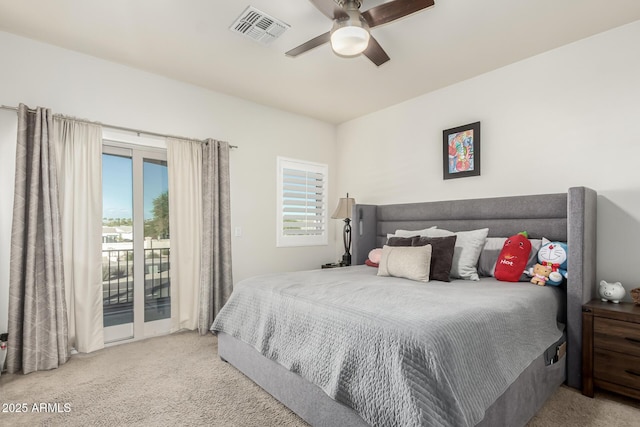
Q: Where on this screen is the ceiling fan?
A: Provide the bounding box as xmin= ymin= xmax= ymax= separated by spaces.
xmin=285 ymin=0 xmax=435 ymax=66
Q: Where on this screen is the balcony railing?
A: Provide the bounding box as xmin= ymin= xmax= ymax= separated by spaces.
xmin=102 ymin=248 xmax=170 ymax=306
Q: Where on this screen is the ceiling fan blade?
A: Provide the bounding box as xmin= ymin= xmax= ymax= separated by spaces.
xmin=309 ymin=0 xmax=348 ymax=20
xmin=362 ymin=36 xmax=390 ymax=66
xmin=285 ymin=32 xmax=332 ymax=57
xmin=362 ymin=0 xmax=434 ymax=28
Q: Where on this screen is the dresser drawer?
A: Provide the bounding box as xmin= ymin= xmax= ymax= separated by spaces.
xmin=594 ymin=317 xmax=640 ymax=357
xmin=594 ymin=348 xmax=640 ymax=391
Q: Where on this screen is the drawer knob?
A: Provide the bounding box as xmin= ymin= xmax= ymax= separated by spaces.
xmin=625 ymin=369 xmax=640 ymax=377
xmin=624 ymin=337 xmax=640 ymax=345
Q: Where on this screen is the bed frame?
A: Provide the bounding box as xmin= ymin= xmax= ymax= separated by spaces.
xmin=218 ymin=186 xmax=597 ymax=426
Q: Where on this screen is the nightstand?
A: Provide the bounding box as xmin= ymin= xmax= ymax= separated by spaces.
xmin=582 ymin=299 xmax=640 ymax=400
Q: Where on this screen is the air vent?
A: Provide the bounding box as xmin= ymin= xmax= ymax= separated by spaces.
xmin=230 ymin=6 xmax=290 ymax=44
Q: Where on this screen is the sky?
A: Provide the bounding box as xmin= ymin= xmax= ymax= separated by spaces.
xmin=102 ymin=154 xmax=168 ymax=221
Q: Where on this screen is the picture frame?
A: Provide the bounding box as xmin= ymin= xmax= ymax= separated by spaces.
xmin=443 ymin=121 xmax=481 ymax=180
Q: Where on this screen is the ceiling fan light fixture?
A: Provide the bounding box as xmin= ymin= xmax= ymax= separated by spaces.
xmin=330 ymin=13 xmax=370 ymax=57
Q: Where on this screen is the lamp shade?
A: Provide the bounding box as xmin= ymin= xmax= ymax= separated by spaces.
xmin=331 ymin=194 xmax=356 ymax=219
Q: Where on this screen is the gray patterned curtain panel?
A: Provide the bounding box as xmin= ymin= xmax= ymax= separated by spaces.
xmin=198 ymin=139 xmax=233 ymax=334
xmin=7 ymin=104 xmax=70 ymax=374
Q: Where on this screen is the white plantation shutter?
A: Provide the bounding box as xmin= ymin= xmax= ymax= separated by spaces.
xmin=277 ymin=157 xmax=328 ymax=247
xmin=282 ymin=169 xmax=324 ymax=235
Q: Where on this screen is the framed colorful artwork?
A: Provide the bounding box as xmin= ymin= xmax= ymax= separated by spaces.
xmin=443 ymin=121 xmax=481 ymax=180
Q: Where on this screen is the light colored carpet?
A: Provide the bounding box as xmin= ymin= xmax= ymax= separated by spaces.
xmin=0 ymin=331 xmax=638 ymax=426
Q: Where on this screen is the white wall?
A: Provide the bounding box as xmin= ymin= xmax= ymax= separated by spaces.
xmin=0 ymin=31 xmax=338 ymax=333
xmin=336 ymin=20 xmax=640 ymax=299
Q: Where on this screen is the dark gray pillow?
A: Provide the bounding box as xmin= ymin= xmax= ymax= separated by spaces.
xmin=412 ymin=235 xmax=458 ymax=282
xmin=386 ymin=236 xmax=416 ymax=247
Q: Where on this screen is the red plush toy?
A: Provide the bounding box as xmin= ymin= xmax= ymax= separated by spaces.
xmin=494 ymin=231 xmax=532 ymax=282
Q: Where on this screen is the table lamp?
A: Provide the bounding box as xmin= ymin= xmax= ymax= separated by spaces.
xmin=331 ymin=193 xmax=356 ymax=266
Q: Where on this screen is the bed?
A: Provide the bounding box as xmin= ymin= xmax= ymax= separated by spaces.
xmin=212 ymin=186 xmax=597 ymax=426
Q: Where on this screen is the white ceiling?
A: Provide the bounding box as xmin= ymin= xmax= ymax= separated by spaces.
xmin=1 ymin=0 xmax=640 ymax=124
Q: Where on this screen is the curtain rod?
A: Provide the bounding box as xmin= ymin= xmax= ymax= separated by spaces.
xmin=0 ymin=104 xmax=238 ymax=149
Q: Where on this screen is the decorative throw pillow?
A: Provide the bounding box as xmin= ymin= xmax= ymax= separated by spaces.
xmin=494 ymin=232 xmax=533 ymax=282
xmin=478 ymin=237 xmax=543 ymax=281
xmin=365 ymin=259 xmax=379 ymax=268
xmin=377 ymin=245 xmax=432 ymax=283
xmin=412 ymin=235 xmax=457 ymax=282
xmin=418 ymin=228 xmax=489 ymax=281
xmin=386 ymin=236 xmax=416 ymax=246
xmin=368 ymin=248 xmax=383 ymax=264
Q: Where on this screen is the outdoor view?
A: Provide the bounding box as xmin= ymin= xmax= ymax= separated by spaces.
xmin=102 ymin=153 xmax=170 ymax=330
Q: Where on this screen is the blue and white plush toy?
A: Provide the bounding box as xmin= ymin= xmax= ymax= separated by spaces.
xmin=535 ymin=239 xmax=568 ymax=286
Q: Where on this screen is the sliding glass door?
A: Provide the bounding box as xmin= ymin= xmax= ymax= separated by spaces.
xmin=102 ymin=144 xmax=171 ymax=343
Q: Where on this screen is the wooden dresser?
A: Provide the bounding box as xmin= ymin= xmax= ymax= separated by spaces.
xmin=582 ymin=299 xmax=640 ymax=399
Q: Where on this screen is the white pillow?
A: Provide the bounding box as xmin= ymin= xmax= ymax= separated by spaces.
xmin=420 ymin=228 xmax=489 ymax=281
xmin=377 ymin=245 xmax=432 ymax=283
xmin=389 ymin=226 xmax=437 ymax=239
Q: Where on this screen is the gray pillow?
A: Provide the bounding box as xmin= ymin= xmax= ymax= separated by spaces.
xmin=477 ymin=238 xmax=507 ymax=277
xmin=377 ymin=245 xmax=432 ymax=283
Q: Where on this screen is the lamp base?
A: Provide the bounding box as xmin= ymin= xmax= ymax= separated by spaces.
xmin=342 ymin=218 xmax=352 ymax=266
xmin=342 ymin=254 xmax=351 ymax=266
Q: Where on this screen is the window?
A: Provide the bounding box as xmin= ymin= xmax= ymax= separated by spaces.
xmin=276 ymin=156 xmax=328 ymax=247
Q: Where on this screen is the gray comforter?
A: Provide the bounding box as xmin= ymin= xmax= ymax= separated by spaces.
xmin=211 ymin=265 xmax=564 ymax=427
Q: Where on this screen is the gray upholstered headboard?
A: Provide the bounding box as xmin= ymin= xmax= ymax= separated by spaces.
xmin=351 ymin=186 xmax=597 ymax=390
